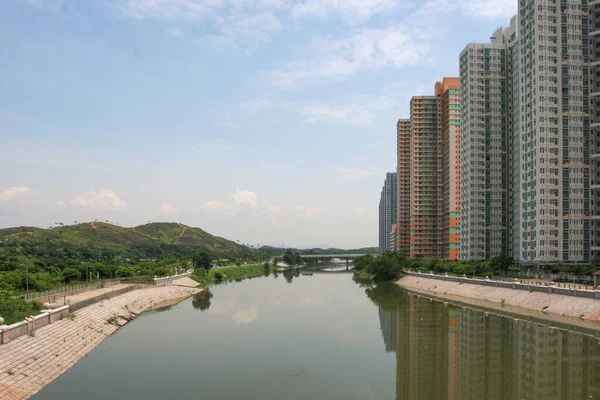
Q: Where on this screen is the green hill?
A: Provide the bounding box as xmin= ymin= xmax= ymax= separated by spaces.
xmin=0 ymin=222 xmax=258 ymax=261
xmin=259 ymin=245 xmax=378 ymax=256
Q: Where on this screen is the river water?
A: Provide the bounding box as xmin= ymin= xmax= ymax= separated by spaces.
xmin=33 ymin=267 xmax=600 ymax=400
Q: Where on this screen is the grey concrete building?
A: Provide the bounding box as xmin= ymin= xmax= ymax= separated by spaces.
xmin=379 ymin=172 xmax=397 ymax=255
xmin=515 ymin=0 xmax=590 ymax=263
xmin=459 ymin=23 xmax=514 ymax=260
xmin=461 ymin=2 xmax=591 ymax=263
xmin=589 ymin=0 xmax=600 ymax=261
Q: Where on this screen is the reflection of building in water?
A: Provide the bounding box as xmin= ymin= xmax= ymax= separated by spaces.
xmin=396 ymin=294 xmax=449 ymax=399
xmin=395 ymin=293 xmax=600 ymax=400
xmin=378 ymin=307 xmax=397 ymax=352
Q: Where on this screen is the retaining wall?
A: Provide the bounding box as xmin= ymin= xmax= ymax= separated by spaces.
xmin=0 ymin=273 xmax=194 ymax=345
xmin=405 ymin=272 xmax=600 ymax=300
xmin=0 ymin=306 xmax=70 ymax=344
xmin=68 ymin=285 xmax=142 ymax=312
xmin=154 ymin=272 xmax=192 ymax=287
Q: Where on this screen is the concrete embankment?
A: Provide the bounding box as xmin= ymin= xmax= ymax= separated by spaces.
xmin=0 ymin=278 xmax=201 ymax=400
xmin=397 ymin=275 xmax=600 ymax=327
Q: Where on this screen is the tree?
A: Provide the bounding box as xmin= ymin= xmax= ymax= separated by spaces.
xmin=62 ymin=268 xmax=81 ymax=283
xmin=283 ymin=249 xmax=295 ymax=265
xmin=192 ymin=250 xmax=213 ymax=272
xmin=294 ymin=252 xmax=303 ymax=265
xmin=491 ymin=254 xmax=513 ymax=276
xmin=192 ymin=289 xmax=213 ymax=311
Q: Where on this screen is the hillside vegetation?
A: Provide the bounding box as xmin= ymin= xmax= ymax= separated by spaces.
xmin=259 ymin=245 xmax=378 ymax=256
xmin=0 ymin=222 xmax=258 ymax=262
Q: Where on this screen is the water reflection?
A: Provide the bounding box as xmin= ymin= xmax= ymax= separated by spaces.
xmin=387 ymin=291 xmax=600 ymax=400
xmin=282 ymin=268 xmax=300 ymax=283
xmin=192 ymin=288 xmax=213 ymax=311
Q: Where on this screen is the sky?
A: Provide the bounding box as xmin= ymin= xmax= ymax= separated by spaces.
xmin=0 ymin=0 xmax=517 ymax=249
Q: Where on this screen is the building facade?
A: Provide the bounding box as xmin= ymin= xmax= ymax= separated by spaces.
xmin=437 ymin=78 xmax=462 ymax=260
xmin=379 ymin=172 xmax=397 ymax=255
xmin=409 ymin=96 xmax=441 ymax=258
xmin=395 ymin=80 xmax=460 ymax=260
xmin=397 ymin=119 xmax=411 ymax=254
xmin=459 ymin=30 xmax=510 ymax=261
xmin=515 ymin=0 xmax=590 ymax=263
xmin=589 ymin=0 xmax=600 ymax=262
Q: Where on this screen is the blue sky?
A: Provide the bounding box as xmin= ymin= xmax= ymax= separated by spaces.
xmin=0 ymin=0 xmax=516 ymax=248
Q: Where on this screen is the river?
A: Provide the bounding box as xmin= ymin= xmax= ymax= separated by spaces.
xmin=33 ymin=267 xmax=600 ymax=399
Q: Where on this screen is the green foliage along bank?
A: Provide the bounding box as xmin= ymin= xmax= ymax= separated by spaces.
xmin=0 ymin=291 xmax=43 ymax=325
xmin=190 ymin=264 xmax=277 ymax=287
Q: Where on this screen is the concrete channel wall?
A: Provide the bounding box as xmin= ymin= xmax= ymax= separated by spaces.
xmin=0 ymin=306 xmax=70 ymax=345
xmin=405 ymin=272 xmax=600 ymax=300
xmin=154 ymin=272 xmax=192 ymax=287
xmin=0 ymin=272 xmax=195 ymax=345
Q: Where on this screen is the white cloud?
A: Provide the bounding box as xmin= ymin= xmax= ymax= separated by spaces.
xmin=202 ymin=200 xmax=225 ymax=211
xmin=114 ymin=0 xmax=289 ymax=20
xmin=114 ymin=0 xmax=222 ymax=20
xmin=68 ymin=189 xmax=127 ymax=210
xmin=267 ymin=205 xmax=283 ymax=214
xmin=211 ymin=12 xmax=282 ymax=51
xmin=266 ymin=25 xmax=431 ymax=87
xmin=338 ymin=166 xmax=376 ymax=180
xmin=218 ymin=112 xmax=240 ymax=129
xmin=232 ymin=306 xmax=258 ymax=326
xmin=460 ymin=0 xmax=516 ymax=19
xmin=166 ymin=28 xmax=184 ymax=37
xmin=158 ymin=202 xmax=177 ymax=214
xmin=232 ymin=188 xmax=258 ymax=208
xmin=416 ymin=0 xmax=516 ymax=20
xmin=0 ymin=186 xmax=30 ymax=201
xmin=240 ymin=98 xmax=272 ymax=113
xmin=355 ymin=207 xmax=365 ymax=216
xmin=292 ymin=0 xmax=395 ymax=24
xmin=56 ymin=200 xmax=67 ymax=208
xmin=302 ymin=95 xmax=396 ymax=126
xmin=294 ymin=206 xmax=322 ymax=219
xmin=114 ymin=1 xmax=285 ymax=51
xmin=202 ymin=200 xmax=237 ymax=216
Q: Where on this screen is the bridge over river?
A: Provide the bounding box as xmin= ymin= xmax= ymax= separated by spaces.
xmin=299 ymin=254 xmax=365 ymax=269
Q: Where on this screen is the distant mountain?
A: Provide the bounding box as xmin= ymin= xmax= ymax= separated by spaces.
xmin=259 ymin=245 xmax=378 ymax=255
xmin=0 ymin=222 xmax=259 ymax=261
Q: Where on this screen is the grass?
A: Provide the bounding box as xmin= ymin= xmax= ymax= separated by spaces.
xmin=191 ymin=264 xmax=276 ymax=287
xmin=106 ymin=316 xmax=117 ymax=325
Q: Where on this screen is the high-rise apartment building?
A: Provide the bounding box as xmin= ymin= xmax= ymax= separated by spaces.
xmin=515 ymin=0 xmax=590 ymax=263
xmin=409 ymin=96 xmax=441 ymax=258
xmin=437 ymin=78 xmax=462 ymax=260
xmin=396 ymin=80 xmax=460 ymax=260
xmin=589 ymin=1 xmax=600 ymax=262
xmin=397 ymin=119 xmax=411 ymax=254
xmin=459 ymin=28 xmax=511 ymax=261
xmin=379 ymin=172 xmax=397 ymax=255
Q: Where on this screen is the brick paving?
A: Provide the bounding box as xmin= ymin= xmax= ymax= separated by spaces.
xmin=0 ymin=284 xmax=200 ymax=400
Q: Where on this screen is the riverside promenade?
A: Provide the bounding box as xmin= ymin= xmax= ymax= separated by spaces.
xmin=0 ymin=277 xmax=200 ymax=400
xmin=397 ymin=273 xmax=600 ymax=326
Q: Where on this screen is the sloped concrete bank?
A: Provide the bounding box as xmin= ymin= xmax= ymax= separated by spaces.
xmin=0 ymin=280 xmax=201 ymax=400
xmin=397 ymin=274 xmax=600 ymax=328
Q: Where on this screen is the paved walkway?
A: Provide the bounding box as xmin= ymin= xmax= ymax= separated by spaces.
xmin=64 ymin=284 xmax=133 ymax=304
xmin=0 ymin=285 xmax=200 ymax=400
